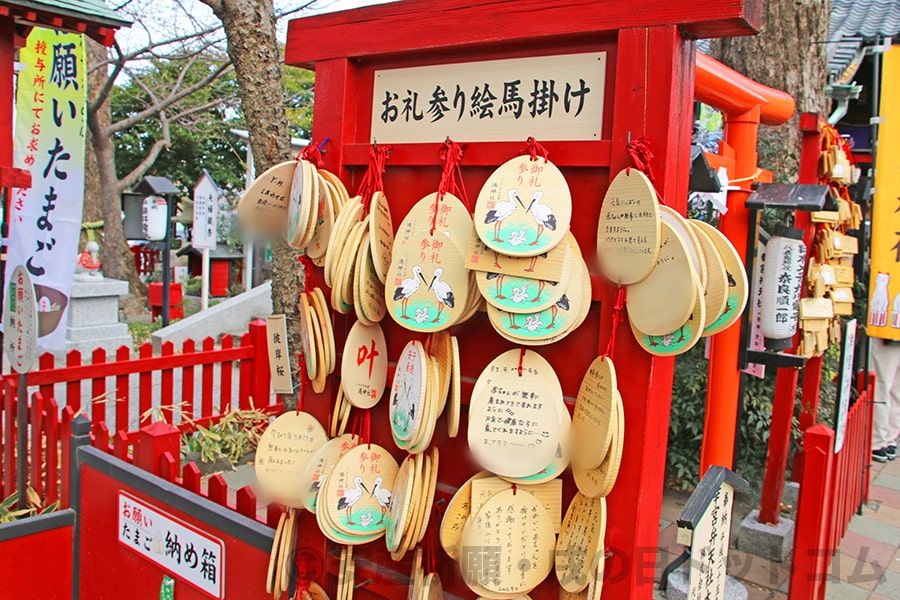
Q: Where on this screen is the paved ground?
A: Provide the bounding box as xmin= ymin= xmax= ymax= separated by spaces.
xmin=652 ymin=456 xmax=900 ymax=599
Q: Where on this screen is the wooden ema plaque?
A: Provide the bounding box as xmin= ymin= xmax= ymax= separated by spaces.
xmin=627 ymin=220 xmax=698 ymax=336
xmin=460 ymin=488 xmax=556 ymax=595
xmin=341 ymin=320 xmax=388 ymax=408
xmin=237 ymin=160 xmax=295 ymax=236
xmin=596 ymin=168 xmax=660 ymax=285
xmin=255 ymin=412 xmax=328 ymax=507
xmin=691 ymin=219 xmax=749 ymax=336
xmin=555 ymin=493 xmax=607 ymax=593
xmin=285 ymin=1 xmax=757 ymax=597
xmin=630 ymin=277 xmax=706 ymax=357
xmin=468 ymin=349 xmax=566 ymax=478
xmin=571 ymin=355 xmax=617 ymax=470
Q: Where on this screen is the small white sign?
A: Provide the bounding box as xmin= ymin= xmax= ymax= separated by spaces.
xmin=371 ymin=52 xmax=606 ymax=143
xmin=743 ymin=240 xmax=766 ymax=378
xmin=834 ymin=319 xmax=857 ymax=453
xmin=118 ymin=492 xmax=225 ymax=599
xmin=687 ymin=483 xmax=734 ymax=600
xmin=193 ymin=175 xmax=219 ymax=250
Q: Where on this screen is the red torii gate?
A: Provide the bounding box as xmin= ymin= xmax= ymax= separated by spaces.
xmin=286 ymin=1 xmax=763 ymax=598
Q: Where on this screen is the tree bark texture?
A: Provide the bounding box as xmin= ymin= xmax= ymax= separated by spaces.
xmin=201 ymin=0 xmax=302 ymax=408
xmin=85 ymin=39 xmax=147 ymax=309
xmin=710 ymin=0 xmax=830 ymax=182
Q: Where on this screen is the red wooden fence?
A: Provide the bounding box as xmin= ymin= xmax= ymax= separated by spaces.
xmin=789 ymin=376 xmax=874 ymax=599
xmin=0 ymin=320 xmax=276 ymax=512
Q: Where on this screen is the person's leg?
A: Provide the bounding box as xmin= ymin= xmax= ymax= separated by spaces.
xmin=869 ymin=339 xmax=900 ymax=456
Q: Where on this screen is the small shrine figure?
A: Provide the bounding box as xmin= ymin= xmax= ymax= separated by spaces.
xmin=74 ymin=241 xmax=104 ymax=281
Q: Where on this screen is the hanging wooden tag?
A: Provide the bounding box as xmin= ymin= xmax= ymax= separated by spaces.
xmin=475 ymin=155 xmax=572 ymax=257
xmin=627 ymin=220 xmax=698 ymax=336
xmin=500 ymin=389 xmax=571 ymax=486
xmin=555 ymin=493 xmax=607 ymax=593
xmin=440 ymin=471 xmax=492 ymax=560
xmin=477 ymin=270 xmax=568 ymax=314
xmin=255 ymin=412 xmax=328 ymax=507
xmin=299 ymin=433 xmax=360 ymax=514
xmin=307 ymin=305 xmax=329 ymax=393
xmin=367 ymin=191 xmax=394 ymax=284
xmin=237 ymin=160 xmax=295 ymax=236
xmin=385 ymin=454 xmax=418 ymax=553
xmin=307 ymin=174 xmax=337 ymax=262
xmin=323 ymin=444 xmax=399 ymax=538
xmin=468 ymin=349 xmax=563 ymax=478
xmin=354 ymin=237 xmax=387 ymax=324
xmin=688 ymin=221 xmax=728 ymax=330
xmin=572 ymin=391 xmax=624 ymax=498
xmin=469 ymin=477 xmax=563 ymax=533
xmin=631 ymin=277 xmax=706 ymax=357
xmin=660 ymin=206 xmax=707 ymax=290
xmin=466 ymin=232 xmax=571 ymax=282
xmin=596 ymin=169 xmax=660 ymax=284
xmin=341 ymin=320 xmax=388 ymax=409
xmin=448 ymin=335 xmax=462 ymax=438
xmin=390 ymin=341 xmax=429 ymax=445
xmin=571 ymin=355 xmax=617 ymax=470
xmin=266 ymin=512 xmax=286 ymax=594
xmin=691 ymin=220 xmax=748 ymax=336
xmin=461 ymin=488 xmax=556 ymax=594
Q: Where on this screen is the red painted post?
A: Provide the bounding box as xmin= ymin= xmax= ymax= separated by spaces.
xmin=160 ymin=341 xmax=174 ymax=418
xmin=182 ymin=462 xmax=202 ymax=494
xmin=45 ymin=395 xmax=59 ymax=505
xmin=794 ymin=354 xmax=823 ymax=481
xmin=207 ymin=474 xmax=229 ymax=507
xmin=60 ymin=406 xmax=74 ymax=509
xmin=29 ymin=391 xmax=42 ymax=498
xmin=182 ymin=339 xmax=196 ymax=423
xmin=236 ymin=486 xmax=257 ymax=520
xmin=133 ymin=421 xmax=180 ymax=477
xmin=220 ymin=335 xmax=234 ymax=411
xmin=138 ymin=344 xmax=152 ymax=420
xmin=759 ymin=365 xmax=801 ymax=524
xmin=66 ymin=350 xmax=82 ymax=412
xmin=789 ymin=424 xmax=835 ymax=600
xmin=239 ymin=332 xmax=252 ymax=409
xmin=248 ymin=320 xmax=271 ymax=409
xmin=115 ymin=345 xmax=130 ymax=433
xmin=202 ymin=337 xmax=215 ymax=417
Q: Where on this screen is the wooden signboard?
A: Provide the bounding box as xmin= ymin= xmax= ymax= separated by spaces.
xmin=4 ymin=265 xmax=38 ymax=373
xmin=833 ymin=319 xmax=857 ymax=453
xmin=285 ymin=1 xmax=763 ymax=598
xmin=266 ymin=315 xmax=294 ymax=394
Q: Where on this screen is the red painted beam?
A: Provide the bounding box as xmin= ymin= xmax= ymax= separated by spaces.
xmin=286 ymin=0 xmax=762 ymax=67
xmin=695 ymin=52 xmax=794 ymax=125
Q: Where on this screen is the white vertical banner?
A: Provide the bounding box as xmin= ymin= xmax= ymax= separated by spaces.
xmin=4 ymin=28 xmax=87 ymax=351
xmin=192 ymin=172 xmax=219 ymax=250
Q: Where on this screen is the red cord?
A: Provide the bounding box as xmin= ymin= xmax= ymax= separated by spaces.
xmin=299 ymin=140 xmax=326 ymax=168
xmin=358 ymin=144 xmax=391 ymax=217
xmin=520 ymin=136 xmax=550 ymax=163
xmin=517 ymin=348 xmax=526 ymax=376
xmin=603 ymin=286 xmax=627 ymax=359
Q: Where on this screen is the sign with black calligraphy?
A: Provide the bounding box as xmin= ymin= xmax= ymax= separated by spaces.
xmin=675 ymin=466 xmax=748 ymax=600
xmin=118 ymin=491 xmax=225 ymax=599
xmin=266 ymin=315 xmax=293 ymax=394
xmin=833 ymin=319 xmax=857 ymax=452
xmin=193 ymin=171 xmax=220 ymax=250
xmin=4 ymin=28 xmax=86 ymax=350
xmin=371 ymin=53 xmax=606 ymax=143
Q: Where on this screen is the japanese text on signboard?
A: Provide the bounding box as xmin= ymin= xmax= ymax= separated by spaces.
xmin=371 ymin=53 xmax=606 ymax=143
xmin=118 ymin=492 xmax=225 ymax=598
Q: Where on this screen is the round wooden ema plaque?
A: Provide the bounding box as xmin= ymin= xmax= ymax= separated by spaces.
xmin=298 ymin=292 xmax=318 ymax=380
xmin=688 ymin=220 xmax=728 ymax=330
xmin=266 ymin=512 xmax=286 ymax=594
xmin=309 ymin=288 xmax=336 ymax=375
xmin=596 ymin=168 xmax=660 ymax=285
xmin=414 ymin=447 xmax=439 ymax=545
xmin=571 ymin=355 xmax=618 ymax=470
xmin=280 ymin=508 xmax=299 ymax=592
xmin=460 ymin=488 xmax=555 ymax=594
xmin=690 ymin=219 xmax=749 ymax=336
xmin=631 ymin=277 xmax=706 ymax=357
xmin=354 ymin=236 xmax=387 ymax=325
xmin=299 ymin=433 xmax=360 ymax=513
xmin=400 ymin=192 xmax=475 ymax=255
xmin=385 ymin=454 xmax=417 ymax=553
xmin=560 ymin=589 xmax=589 ymax=600
xmin=320 ymin=168 xmax=350 ymax=208
xmin=423 ymin=573 xmax=443 ymax=600
xmin=572 ymin=391 xmax=624 ymax=498
xmin=337 ymin=219 xmax=369 ymax=310
xmin=468 ymin=349 xmax=563 ymax=478
xmin=389 ymin=341 xmax=428 ymax=445
xmin=307 ymin=174 xmax=336 ymax=262
xmin=325 ymin=200 xmax=363 ymax=289
xmin=477 ymin=270 xmax=568 ymax=315
xmin=341 ymin=320 xmax=388 ymax=409
xmin=237 ymin=160 xmax=295 ymax=236
xmin=426 ymin=331 xmax=453 ymax=414
xmin=448 ymin=335 xmax=461 ymax=438
xmin=440 ymin=471 xmax=492 ymax=560
xmin=368 ymin=191 xmax=394 ymax=284
xmin=626 ymin=220 xmax=699 ymax=336
xmin=322 ymin=444 xmax=399 ymax=538
xmin=660 ymin=205 xmax=707 ymax=290
xmin=500 ymin=394 xmax=571 ymax=485
xmin=287 ymin=159 xmax=308 ymax=248
xmin=555 ymin=493 xmax=607 ymax=593
xmin=307 ymin=305 xmax=329 ymax=393
xmin=475 ymin=155 xmax=571 ymax=257
xmin=255 ymin=411 xmax=328 ymax=507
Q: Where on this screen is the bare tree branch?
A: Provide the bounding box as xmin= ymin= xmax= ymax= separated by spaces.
xmin=115 ymin=109 xmax=171 ymax=194
xmin=106 ymin=59 xmax=233 ymax=135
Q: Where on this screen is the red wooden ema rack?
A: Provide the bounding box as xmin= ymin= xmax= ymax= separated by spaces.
xmin=284 ymin=1 xmax=763 ymax=599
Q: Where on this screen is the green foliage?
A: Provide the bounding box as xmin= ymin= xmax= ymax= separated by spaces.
xmin=0 ymin=488 xmax=59 ymax=523
xmin=128 ymin=320 xmax=162 ymax=348
xmin=282 ymin=62 xmax=315 ymax=140
xmin=183 ymin=276 xmax=202 ymax=296
xmin=111 ymin=49 xmax=246 ymax=194
xmin=181 ymin=406 xmax=269 ymax=465
xmin=666 ymin=345 xmax=801 ymax=498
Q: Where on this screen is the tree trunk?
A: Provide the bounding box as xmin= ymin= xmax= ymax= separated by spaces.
xmin=201 ymin=0 xmax=301 ymax=408
xmin=710 ymin=0 xmax=830 ymax=182
xmin=85 ymin=40 xmax=147 ymax=312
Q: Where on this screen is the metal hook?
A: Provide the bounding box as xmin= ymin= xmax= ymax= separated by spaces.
xmin=627 ymin=131 xmax=632 ymax=148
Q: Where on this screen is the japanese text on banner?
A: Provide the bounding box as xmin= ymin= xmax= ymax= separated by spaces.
xmin=4 ymin=28 xmax=87 ymax=350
